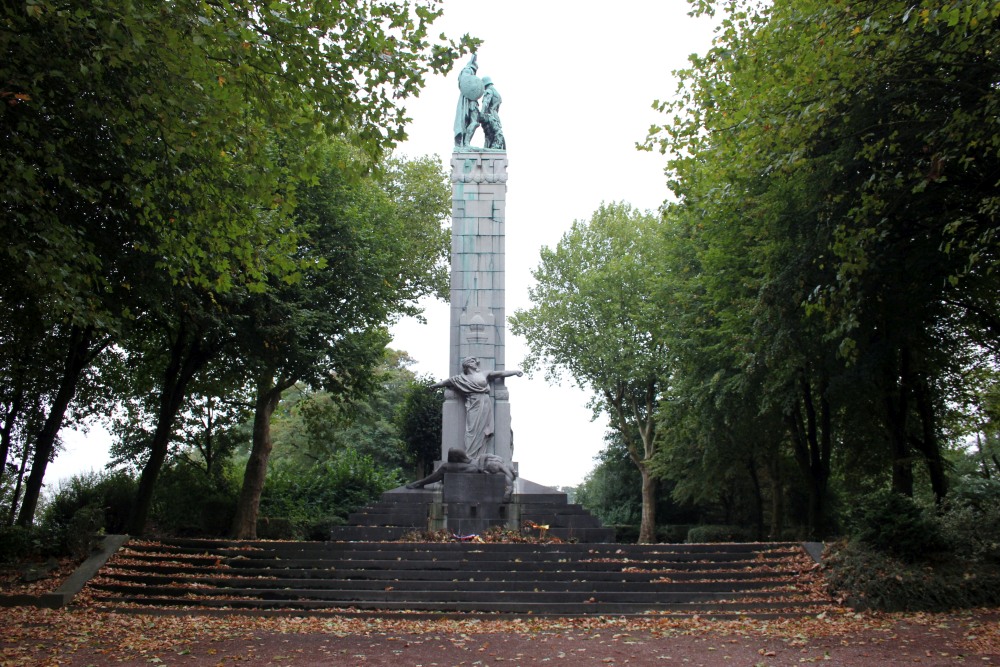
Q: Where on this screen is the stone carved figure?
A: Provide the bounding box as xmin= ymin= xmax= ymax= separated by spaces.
xmin=479 ymin=76 xmax=505 ymax=150
xmin=453 ymin=54 xmax=483 ymax=147
xmin=431 ymin=356 xmax=522 ymax=462
xmin=407 ymin=448 xmax=518 ymax=498
xmin=407 ymin=448 xmax=479 ymax=487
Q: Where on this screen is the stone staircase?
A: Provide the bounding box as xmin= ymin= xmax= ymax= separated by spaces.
xmin=80 ymin=539 xmax=834 ymax=618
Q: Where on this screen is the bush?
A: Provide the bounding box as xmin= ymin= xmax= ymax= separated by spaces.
xmin=256 ymin=517 xmax=298 ymax=540
xmin=657 ymin=524 xmax=693 ymax=543
xmin=686 ymin=525 xmax=753 ymax=543
xmin=934 ymin=478 xmax=1000 ymax=565
xmin=37 ymin=471 xmax=137 ymax=555
xmin=824 ymin=539 xmax=1000 ymax=611
xmin=846 ymin=490 xmax=944 ymax=562
xmin=612 ymin=525 xmax=639 ymax=543
xmin=259 ymin=448 xmax=401 ymax=538
xmin=0 ymin=526 xmax=42 ymax=564
xmin=149 ymin=464 xmax=237 ymax=537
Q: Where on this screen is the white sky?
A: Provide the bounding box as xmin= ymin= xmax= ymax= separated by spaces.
xmin=49 ymin=1 xmax=718 ymax=490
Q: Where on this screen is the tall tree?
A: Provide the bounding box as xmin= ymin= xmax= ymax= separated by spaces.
xmin=2 ymin=0 xmax=473 ymax=524
xmin=511 ymin=203 xmax=672 ymax=543
xmin=229 ymin=148 xmax=451 ymax=539
xmin=645 ymin=0 xmax=1000 ymax=521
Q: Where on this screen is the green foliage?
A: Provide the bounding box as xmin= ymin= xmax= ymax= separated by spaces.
xmin=935 ymin=478 xmax=1000 ymax=565
xmin=634 ymin=0 xmax=1000 ymax=538
xmin=39 ymin=471 xmax=135 ymax=536
xmin=686 ymin=525 xmax=754 ymax=544
xmin=511 ymin=202 xmax=674 ymax=543
xmin=1 ymin=0 xmax=471 ymax=530
xmin=658 ymin=525 xmax=694 ymax=544
xmin=846 ymin=490 xmax=945 ymax=562
xmin=825 ymin=540 xmax=1000 ymax=612
xmin=259 ymin=449 xmax=400 ymax=537
xmin=36 ymin=471 xmax=136 ymax=554
xmin=269 ymin=351 xmax=424 ymax=473
xmin=0 ymin=526 xmax=43 ymax=564
xmin=397 ymin=375 xmax=444 ymax=478
xmin=149 ymin=462 xmax=238 ymax=537
xmin=575 ymin=438 xmax=643 ymax=526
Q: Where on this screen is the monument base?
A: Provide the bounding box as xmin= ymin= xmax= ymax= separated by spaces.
xmin=330 ymin=473 xmax=615 ymax=543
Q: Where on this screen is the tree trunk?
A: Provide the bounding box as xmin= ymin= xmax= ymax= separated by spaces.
xmin=16 ymin=325 xmax=96 ymax=526
xmin=747 ymin=456 xmax=765 ymax=541
xmin=638 ymin=464 xmax=657 ymax=544
xmin=606 ymin=381 xmax=660 ymax=545
xmin=0 ymin=382 xmax=25 ymax=480
xmin=5 ymin=440 xmax=31 ymax=526
xmin=127 ymin=323 xmax=212 ymax=535
xmin=787 ymin=369 xmax=832 ymax=539
xmin=884 ymin=348 xmax=914 ymax=497
xmin=911 ymin=371 xmax=948 ymax=502
xmin=768 ymin=453 xmax=784 ymax=540
xmin=231 ymin=373 xmax=287 ymax=539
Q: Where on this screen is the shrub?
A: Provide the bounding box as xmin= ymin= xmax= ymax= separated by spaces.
xmin=612 ymin=525 xmax=639 ymax=543
xmin=824 ymin=539 xmax=1000 ymax=611
xmin=256 ymin=517 xmax=298 ymax=540
xmin=37 ymin=471 xmax=137 ymax=555
xmin=260 ymin=448 xmax=401 ymax=538
xmin=934 ymin=478 xmax=1000 ymax=565
xmin=304 ymin=517 xmax=346 ymax=541
xmin=846 ymin=490 xmax=944 ymax=562
xmin=686 ymin=525 xmax=753 ymax=543
xmin=65 ymin=505 xmax=105 ymax=559
xmin=149 ymin=463 xmax=237 ymax=537
xmin=0 ymin=525 xmax=42 ymax=563
xmin=657 ymin=524 xmax=693 ymax=543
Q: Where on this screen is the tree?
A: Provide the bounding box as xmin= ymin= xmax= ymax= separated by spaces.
xmin=2 ymin=0 xmax=475 ymax=524
xmin=643 ymin=0 xmax=1000 ymax=532
xmin=229 ymin=147 xmax=451 ymax=539
xmin=511 ymin=203 xmax=673 ymax=543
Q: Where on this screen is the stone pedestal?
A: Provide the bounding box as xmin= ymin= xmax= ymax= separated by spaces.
xmin=443 ymin=151 xmax=512 ymax=462
xmin=439 ymin=473 xmax=514 ymax=535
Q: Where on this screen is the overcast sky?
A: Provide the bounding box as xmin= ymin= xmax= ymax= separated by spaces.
xmin=50 ymin=1 xmax=719 ymax=490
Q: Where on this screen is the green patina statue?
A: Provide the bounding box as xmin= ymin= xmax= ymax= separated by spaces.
xmin=453 ymin=55 xmax=505 ymax=151
xmin=480 ymin=76 xmax=505 ymax=150
xmin=454 ymin=54 xmax=482 ymax=148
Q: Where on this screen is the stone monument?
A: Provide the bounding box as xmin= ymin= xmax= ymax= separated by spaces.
xmin=330 ymin=56 xmax=613 ymax=542
xmin=444 ymin=54 xmax=513 ymax=468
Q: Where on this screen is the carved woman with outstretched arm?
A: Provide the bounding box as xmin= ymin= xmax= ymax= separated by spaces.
xmin=431 ymin=356 xmax=522 ymax=462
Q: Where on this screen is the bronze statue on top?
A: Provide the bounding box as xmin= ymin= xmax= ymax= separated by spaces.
xmin=453 ymin=55 xmax=505 ymax=150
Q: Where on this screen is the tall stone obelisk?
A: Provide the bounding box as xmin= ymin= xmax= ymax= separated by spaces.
xmin=442 ymin=152 xmax=511 ymax=462
xmin=440 ymin=54 xmax=515 ymax=465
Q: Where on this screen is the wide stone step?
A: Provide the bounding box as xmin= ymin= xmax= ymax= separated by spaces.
xmin=129 ymin=539 xmax=801 ymax=555
xmin=101 ymin=563 xmax=803 ymax=583
xmin=98 ymin=572 xmax=803 ymax=593
xmin=89 ymin=594 xmax=828 ymax=616
xmin=91 ymin=582 xmax=811 ymax=604
xmin=82 ymin=539 xmax=830 ymax=617
xmin=117 ymin=555 xmax=794 ymax=574
xmin=122 ymin=541 xmax=802 ymax=562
